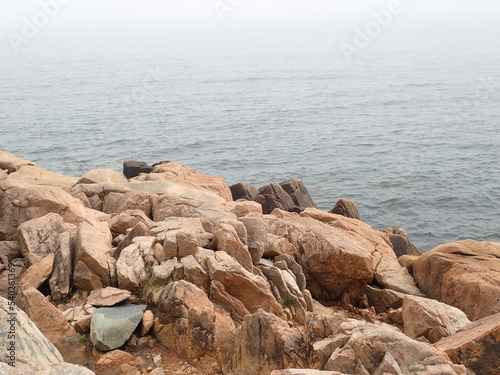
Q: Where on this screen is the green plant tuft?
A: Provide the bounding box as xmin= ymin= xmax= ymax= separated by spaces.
xmin=76 ymin=333 xmax=87 ymax=343
xmin=280 ymin=294 xmax=295 ymax=308
xmin=141 ymin=275 xmax=165 ymax=305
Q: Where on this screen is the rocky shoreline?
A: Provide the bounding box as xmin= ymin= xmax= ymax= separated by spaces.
xmin=0 ymin=150 xmax=499 ymax=375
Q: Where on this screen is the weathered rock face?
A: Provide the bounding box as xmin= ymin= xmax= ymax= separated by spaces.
xmin=329 ymin=198 xmax=360 ymax=220
xmin=102 ymin=191 xmax=152 ymax=216
xmin=155 ymin=280 xmax=220 ymax=374
xmin=207 ymin=251 xmax=285 ymax=321
xmin=402 ymin=295 xmax=471 ymax=343
xmin=4 ymin=163 xmax=79 ymax=190
xmin=73 ymin=222 xmax=113 ymax=290
xmin=233 ymin=309 xmax=307 ymax=375
xmin=49 ymin=232 xmax=73 ymax=300
xmin=323 ymin=319 xmax=462 ymax=374
xmin=230 ymin=182 xmax=259 ymax=201
xmin=0 ymin=151 xmax=35 ymax=173
xmin=0 ymin=179 xmax=105 ymax=241
xmin=379 ymin=226 xmax=421 ymax=257
xmin=134 ymin=161 xmax=233 ymax=202
xmin=15 ymin=287 xmax=77 ymax=356
xmin=271 ymin=371 xmax=346 ymax=375
xmin=435 ymin=312 xmax=500 ymax=375
xmin=0 ymin=295 xmax=64 ymax=366
xmin=279 ymin=178 xmax=317 ymax=211
xmin=255 ymin=183 xmax=297 ymax=214
xmin=123 ymin=160 xmax=154 ymax=180
xmin=366 ymin=285 xmax=405 ymax=314
xmin=212 ymin=221 xmax=253 ymax=272
xmin=116 ymin=236 xmax=155 ymax=293
xmin=90 ymin=304 xmax=147 ymax=351
xmin=238 ymin=215 xmax=267 ymax=266
xmin=0 ymin=241 xmax=22 ymax=263
xmin=413 ymin=239 xmax=500 ymax=320
xmin=109 ymin=209 xmax=153 ymax=235
xmin=20 ymin=253 xmax=54 ymax=289
xmin=16 ymin=213 xmax=75 ymax=267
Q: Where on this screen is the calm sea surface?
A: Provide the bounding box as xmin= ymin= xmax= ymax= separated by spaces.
xmin=1 ymin=20 xmax=499 ymax=252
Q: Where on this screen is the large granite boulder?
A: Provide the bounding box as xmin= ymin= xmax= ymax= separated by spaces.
xmin=0 ymin=178 xmax=105 ymax=241
xmin=323 ymin=319 xmax=464 ymax=374
xmin=90 ymin=304 xmax=147 ymax=351
xmin=255 ymin=183 xmax=297 ymax=214
xmin=435 ymin=312 xmax=500 ymax=375
xmin=267 ymin=208 xmax=421 ymax=303
xmin=413 ymin=239 xmax=500 ymax=320
xmin=78 ymin=169 xmax=128 ymax=184
xmin=279 ymin=178 xmax=317 ymax=211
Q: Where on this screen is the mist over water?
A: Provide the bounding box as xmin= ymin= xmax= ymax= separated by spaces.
xmin=1 ymin=1 xmax=499 ymax=251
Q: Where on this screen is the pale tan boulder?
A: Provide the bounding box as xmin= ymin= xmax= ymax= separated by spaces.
xmin=225 ymin=200 xmax=263 ymax=217
xmin=402 ymin=295 xmax=471 ymax=343
xmin=324 ymin=319 xmax=463 ymax=374
xmin=133 ymin=161 xmax=232 ymax=201
xmin=0 ymin=295 xmax=63 ymax=366
xmin=0 ymin=362 xmax=96 ymax=374
xmin=212 ymin=221 xmax=253 ymax=272
xmin=139 ymin=309 xmax=154 ymax=336
xmin=0 ymin=151 xmax=35 ymax=173
xmin=73 ymin=221 xmax=113 ymax=290
xmin=112 ymin=221 xmax=149 ymax=260
xmin=87 ymin=287 xmax=131 ymax=307
xmin=413 ymin=239 xmax=500 ymax=320
xmin=20 ymin=253 xmax=54 ymax=289
xmin=78 ymin=169 xmax=128 ymax=184
xmin=15 ymin=287 xmax=77 ymax=357
xmin=435 ymin=312 xmax=500 ymax=375
xmin=73 ymin=261 xmax=103 ymax=291
xmin=264 ymin=233 xmax=297 ymax=258
xmin=0 ymin=179 xmax=106 ymax=241
xmin=179 ymin=255 xmax=210 ymax=293
xmin=5 ymin=164 xmax=79 ymax=190
xmin=116 ymin=237 xmax=155 ymax=293
xmin=155 ymin=280 xmax=221 ymax=374
xmin=16 ymin=213 xmax=75 ymax=266
xmin=233 ymin=309 xmax=307 ymax=375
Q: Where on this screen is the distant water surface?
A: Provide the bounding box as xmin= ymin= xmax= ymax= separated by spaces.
xmin=1 ymin=24 xmax=499 ymax=252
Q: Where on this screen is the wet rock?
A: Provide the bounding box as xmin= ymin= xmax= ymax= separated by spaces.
xmin=123 ymin=160 xmax=154 ymax=180
xmin=279 ymin=178 xmax=317 ymax=210
xmin=329 ymin=198 xmax=360 ymax=220
xmin=255 ymin=183 xmax=297 ymax=215
xmin=230 ymin=182 xmax=259 ymax=201
xmin=380 ymin=226 xmax=421 ymax=257
xmin=90 ymin=304 xmax=147 ymax=351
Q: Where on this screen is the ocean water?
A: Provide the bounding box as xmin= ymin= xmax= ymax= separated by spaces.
xmin=1 ymin=14 xmax=499 ymax=252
